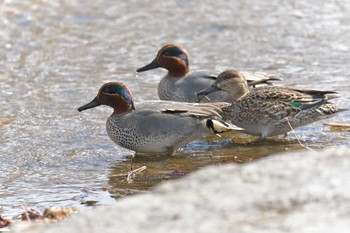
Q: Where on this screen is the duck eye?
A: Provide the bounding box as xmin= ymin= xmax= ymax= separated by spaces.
xmin=102 ymin=84 xmax=133 ymax=103
xmin=102 ymin=84 xmax=122 ymax=95
xmin=103 ymin=88 xmax=115 ymax=95
xmin=162 ymin=47 xmax=183 ymax=57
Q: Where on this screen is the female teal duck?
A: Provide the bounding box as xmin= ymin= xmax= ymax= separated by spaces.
xmin=196 ymin=70 xmax=343 ymax=138
xmin=78 ymin=82 xmax=242 ymax=154
xmin=136 ymin=44 xmax=279 ymax=103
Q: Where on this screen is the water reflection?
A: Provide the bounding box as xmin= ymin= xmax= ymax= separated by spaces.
xmin=107 ymin=136 xmax=312 ymax=198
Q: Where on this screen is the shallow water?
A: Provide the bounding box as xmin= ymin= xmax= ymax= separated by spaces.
xmin=1 ymin=0 xmax=349 ymax=217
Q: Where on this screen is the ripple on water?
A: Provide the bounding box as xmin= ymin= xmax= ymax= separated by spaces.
xmin=0 ymin=0 xmax=349 ymax=218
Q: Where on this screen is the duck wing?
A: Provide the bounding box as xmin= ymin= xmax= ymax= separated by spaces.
xmin=250 ymin=86 xmax=339 ymax=109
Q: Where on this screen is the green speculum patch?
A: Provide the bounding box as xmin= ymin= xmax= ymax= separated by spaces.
xmin=289 ymin=101 xmax=303 ymax=107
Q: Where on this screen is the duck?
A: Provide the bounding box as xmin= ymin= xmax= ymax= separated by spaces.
xmin=196 ymin=70 xmax=344 ymax=138
xmin=78 ymin=82 xmax=243 ymax=154
xmin=136 ymin=44 xmax=280 ymax=103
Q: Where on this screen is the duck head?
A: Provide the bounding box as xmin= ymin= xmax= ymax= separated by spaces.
xmin=136 ymin=44 xmax=190 ymax=77
xmin=196 ymin=70 xmax=250 ymax=100
xmin=78 ymin=82 xmax=135 ymax=114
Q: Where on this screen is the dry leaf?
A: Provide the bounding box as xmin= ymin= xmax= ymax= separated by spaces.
xmin=0 ymin=215 xmax=11 ymax=228
xmin=42 ymin=207 xmax=78 ymax=222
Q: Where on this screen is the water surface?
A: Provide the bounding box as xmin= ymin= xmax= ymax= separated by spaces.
xmin=0 ymin=0 xmax=349 ymax=217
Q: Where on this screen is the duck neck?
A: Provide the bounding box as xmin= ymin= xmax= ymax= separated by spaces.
xmin=103 ymin=96 xmax=133 ymax=115
xmin=227 ymin=83 xmax=250 ymax=100
xmin=167 ymin=64 xmax=189 ymax=78
xmin=112 ymin=106 xmax=131 ymax=115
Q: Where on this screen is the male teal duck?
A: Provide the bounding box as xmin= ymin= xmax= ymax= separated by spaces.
xmin=196 ymin=70 xmax=344 ymax=138
xmin=78 ymin=82 xmax=242 ymax=154
xmin=136 ymin=44 xmax=279 ymax=103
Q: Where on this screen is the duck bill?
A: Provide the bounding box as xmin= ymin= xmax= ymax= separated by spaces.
xmin=77 ymin=97 xmax=101 ymax=112
xmin=196 ymin=85 xmax=220 ymax=98
xmin=136 ymin=58 xmax=160 ymax=72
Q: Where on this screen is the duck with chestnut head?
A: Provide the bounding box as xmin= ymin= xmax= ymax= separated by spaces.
xmin=136 ymin=44 xmax=279 ymax=103
xmin=78 ymin=82 xmax=243 ymax=155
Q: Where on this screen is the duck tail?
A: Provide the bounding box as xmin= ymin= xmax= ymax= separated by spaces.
xmin=206 ymin=119 xmax=244 ymax=134
xmin=316 ymin=103 xmax=348 ymax=116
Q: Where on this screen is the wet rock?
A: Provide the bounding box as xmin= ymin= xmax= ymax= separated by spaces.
xmin=14 ymin=147 xmax=350 ymax=233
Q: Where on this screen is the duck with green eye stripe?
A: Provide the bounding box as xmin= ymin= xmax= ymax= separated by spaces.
xmin=136 ymin=44 xmax=280 ymax=103
xmin=196 ymin=70 xmax=346 ymax=139
xmin=78 ymin=82 xmax=243 ymax=155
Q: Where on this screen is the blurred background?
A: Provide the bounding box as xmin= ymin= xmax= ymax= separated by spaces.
xmin=0 ymin=0 xmax=349 ymax=217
